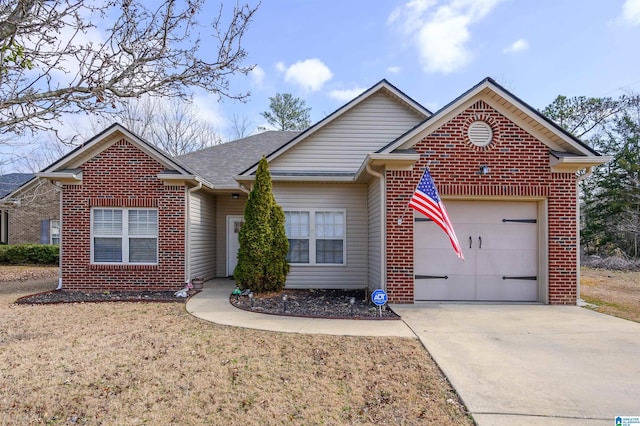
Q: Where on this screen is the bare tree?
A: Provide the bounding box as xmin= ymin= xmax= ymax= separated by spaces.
xmin=229 ymin=113 xmax=253 ymax=139
xmin=91 ymin=97 xmax=222 ymax=156
xmin=0 ymin=0 xmax=259 ymax=140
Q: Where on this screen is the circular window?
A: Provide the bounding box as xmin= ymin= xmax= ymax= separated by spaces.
xmin=467 ymin=121 xmax=493 ymax=147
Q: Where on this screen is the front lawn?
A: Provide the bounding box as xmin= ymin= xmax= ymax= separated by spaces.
xmin=581 ymin=267 xmax=640 ymax=323
xmin=0 ymin=267 xmax=472 ymax=425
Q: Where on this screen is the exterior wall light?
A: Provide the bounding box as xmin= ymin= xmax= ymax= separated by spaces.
xmin=231 ymin=193 xmax=240 ymax=199
xmin=479 ymin=165 xmax=490 ymax=175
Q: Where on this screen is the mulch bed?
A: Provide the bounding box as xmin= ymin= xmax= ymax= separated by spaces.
xmin=15 ymin=290 xmax=195 ymax=305
xmin=230 ymin=288 xmax=400 ymax=320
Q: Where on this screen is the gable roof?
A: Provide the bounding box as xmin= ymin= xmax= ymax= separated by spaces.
xmin=239 ymin=79 xmax=431 ymax=178
xmin=38 ymin=123 xmax=206 ymax=186
xmin=0 ymin=173 xmax=34 ymax=198
xmin=178 ymin=131 xmax=300 ymax=189
xmin=381 ymin=77 xmax=602 ymax=158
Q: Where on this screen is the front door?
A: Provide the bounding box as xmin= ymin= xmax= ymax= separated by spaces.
xmin=226 ymin=215 xmax=244 ymax=276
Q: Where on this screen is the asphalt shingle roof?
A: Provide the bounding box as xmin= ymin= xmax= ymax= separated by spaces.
xmin=177 ymin=131 xmax=299 ymax=188
xmin=0 ymin=173 xmax=34 ymax=198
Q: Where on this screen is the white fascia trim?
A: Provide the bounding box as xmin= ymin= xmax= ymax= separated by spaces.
xmin=36 ymin=171 xmax=83 ymax=184
xmin=157 ymin=174 xmax=213 ymax=189
xmin=354 ymin=153 xmax=420 ymax=181
xmin=549 ymin=155 xmax=611 ymax=172
xmin=235 ymin=175 xmax=356 ymax=183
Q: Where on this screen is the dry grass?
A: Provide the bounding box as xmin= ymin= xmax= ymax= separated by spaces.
xmin=581 ymin=267 xmax=640 ymax=323
xmin=0 ymin=267 xmax=472 ymax=425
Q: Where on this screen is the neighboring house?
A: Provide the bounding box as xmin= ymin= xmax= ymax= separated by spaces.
xmin=0 ymin=173 xmax=60 ymax=245
xmin=37 ymin=78 xmax=608 ymax=304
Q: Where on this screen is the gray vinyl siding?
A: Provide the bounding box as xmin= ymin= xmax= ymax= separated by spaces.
xmin=367 ymin=177 xmax=382 ymax=290
xmin=273 ymin=183 xmax=368 ymax=289
xmin=189 ymin=191 xmax=217 ymax=280
xmin=215 ymin=193 xmax=247 ymax=277
xmin=269 ymin=92 xmax=425 ymax=174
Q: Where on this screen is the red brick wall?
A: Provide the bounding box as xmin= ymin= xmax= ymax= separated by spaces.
xmin=386 ymin=100 xmax=577 ymax=304
xmin=61 ymin=138 xmax=186 ymax=291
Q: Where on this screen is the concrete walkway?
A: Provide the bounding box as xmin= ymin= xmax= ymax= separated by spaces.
xmin=186 ymin=279 xmax=415 ymax=338
xmin=393 ymin=303 xmax=640 ymax=426
xmin=187 ymin=281 xmax=640 ymax=425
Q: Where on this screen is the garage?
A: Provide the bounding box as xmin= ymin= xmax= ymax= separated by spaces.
xmin=414 ymin=200 xmax=540 ymax=302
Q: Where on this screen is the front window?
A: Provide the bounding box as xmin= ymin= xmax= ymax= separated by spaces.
xmin=92 ymin=208 xmax=158 ymax=264
xmin=50 ymin=220 xmax=60 ymax=245
xmin=284 ymin=210 xmax=345 ymax=265
xmin=284 ymin=211 xmax=309 ymax=263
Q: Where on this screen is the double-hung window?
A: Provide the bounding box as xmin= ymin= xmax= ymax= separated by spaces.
xmin=50 ymin=220 xmax=60 ymax=245
xmin=92 ymin=208 xmax=158 ymax=264
xmin=284 ymin=210 xmax=345 ymax=265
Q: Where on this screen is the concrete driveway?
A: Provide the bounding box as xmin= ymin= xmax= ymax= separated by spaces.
xmin=391 ymin=304 xmax=640 ymax=426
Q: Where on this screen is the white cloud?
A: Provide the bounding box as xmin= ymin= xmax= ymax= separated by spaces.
xmin=249 ymin=65 xmax=265 ymax=87
xmin=329 ymin=87 xmax=366 ymax=102
xmin=622 ymin=0 xmax=640 ymax=25
xmin=192 ymin=92 xmax=228 ymax=130
xmin=275 ymin=61 xmax=286 ymax=72
xmin=503 ymin=38 xmax=529 ymax=54
xmin=388 ymin=0 xmax=503 ymax=74
xmin=386 ymin=65 xmax=402 ymax=74
xmin=281 ymin=58 xmax=333 ymax=92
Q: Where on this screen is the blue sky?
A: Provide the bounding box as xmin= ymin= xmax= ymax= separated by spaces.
xmin=4 ymin=0 xmax=640 ymax=173
xmin=202 ymin=0 xmax=640 ymax=135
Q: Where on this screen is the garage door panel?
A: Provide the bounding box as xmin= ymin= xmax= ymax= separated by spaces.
xmin=415 ymin=275 xmax=476 ymax=301
xmin=476 ymin=275 xmax=538 ymax=301
xmin=476 ymin=249 xmax=538 ymax=276
xmin=413 ymin=201 xmax=540 ymax=302
xmin=414 ymin=222 xmax=474 ymax=250
xmin=472 ymin=224 xmax=537 ymax=250
xmin=442 ymin=201 xmax=537 ymax=224
xmin=415 ymin=248 xmax=475 ymax=275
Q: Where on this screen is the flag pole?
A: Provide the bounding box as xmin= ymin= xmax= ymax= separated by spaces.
xmin=398 ymin=160 xmax=431 ymax=225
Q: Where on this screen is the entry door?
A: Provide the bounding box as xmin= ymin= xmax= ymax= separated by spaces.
xmin=414 ymin=201 xmax=539 ymax=302
xmin=226 ymin=215 xmax=244 ymax=276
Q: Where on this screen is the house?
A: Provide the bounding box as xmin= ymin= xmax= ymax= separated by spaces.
xmin=0 ymin=173 xmax=60 ymax=245
xmin=37 ymin=78 xmax=608 ymax=304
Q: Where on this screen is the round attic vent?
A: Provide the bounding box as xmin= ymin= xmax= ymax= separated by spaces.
xmin=467 ymin=121 xmax=493 ymax=147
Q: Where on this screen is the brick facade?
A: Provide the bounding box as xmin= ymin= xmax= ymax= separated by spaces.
xmin=6 ymin=180 xmax=60 ymax=244
xmin=386 ymin=100 xmax=578 ymax=304
xmin=61 ymin=138 xmax=186 ymax=291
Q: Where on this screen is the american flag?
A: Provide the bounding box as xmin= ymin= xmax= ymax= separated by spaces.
xmin=409 ymin=168 xmax=464 ymax=260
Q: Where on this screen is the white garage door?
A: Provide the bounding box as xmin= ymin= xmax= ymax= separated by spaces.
xmin=414 ymin=200 xmax=539 ymax=302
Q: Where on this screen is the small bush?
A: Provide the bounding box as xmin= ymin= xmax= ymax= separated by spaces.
xmin=0 ymin=244 xmax=59 ymax=265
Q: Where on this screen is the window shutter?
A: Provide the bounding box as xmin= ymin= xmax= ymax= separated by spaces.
xmin=40 ymin=219 xmax=50 ymax=244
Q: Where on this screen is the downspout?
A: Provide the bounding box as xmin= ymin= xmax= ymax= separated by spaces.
xmin=575 ymin=166 xmax=593 ymax=305
xmin=55 ymin=182 xmax=63 ymax=290
xmin=184 ymin=181 xmax=203 ymax=286
xmin=366 ymin=164 xmax=386 ymax=291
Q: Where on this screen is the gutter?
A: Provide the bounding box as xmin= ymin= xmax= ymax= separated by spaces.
xmin=366 ymin=164 xmax=386 ymax=292
xmin=184 ymin=181 xmax=203 ymax=286
xmin=56 ymin=182 xmax=63 ymax=290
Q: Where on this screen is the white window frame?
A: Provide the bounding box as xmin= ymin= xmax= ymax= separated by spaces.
xmin=90 ymin=207 xmax=158 ymax=265
xmin=284 ymin=209 xmax=346 ymax=266
xmin=50 ymin=220 xmax=60 ymax=245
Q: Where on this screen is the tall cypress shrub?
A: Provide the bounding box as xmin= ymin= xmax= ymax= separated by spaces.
xmin=234 ymin=157 xmax=289 ymax=292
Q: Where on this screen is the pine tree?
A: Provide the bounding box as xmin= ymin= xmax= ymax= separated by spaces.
xmin=234 ymin=157 xmax=289 ymax=291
